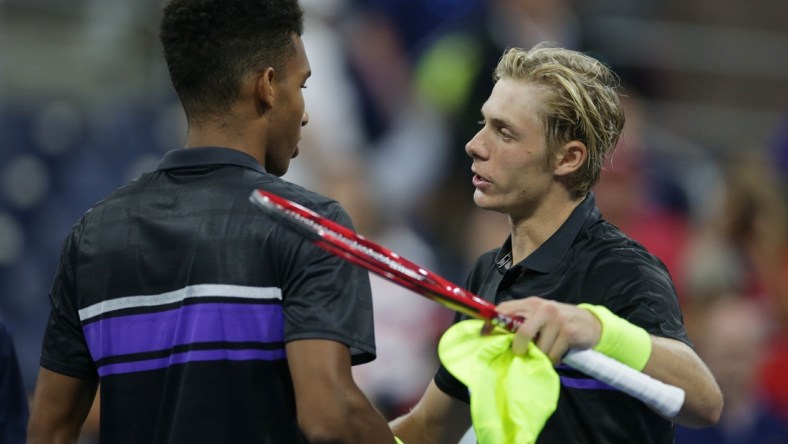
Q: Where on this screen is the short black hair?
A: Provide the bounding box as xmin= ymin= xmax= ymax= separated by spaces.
xmin=160 ymin=0 xmax=304 ymax=121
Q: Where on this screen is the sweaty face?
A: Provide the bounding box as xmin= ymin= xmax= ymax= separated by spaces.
xmin=265 ymin=35 xmax=311 ymax=177
xmin=465 ymin=79 xmax=555 ymax=218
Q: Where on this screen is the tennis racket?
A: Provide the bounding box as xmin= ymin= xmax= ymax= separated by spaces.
xmin=249 ymin=189 xmax=685 ymax=417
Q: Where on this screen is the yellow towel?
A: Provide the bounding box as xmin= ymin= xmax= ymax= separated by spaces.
xmin=438 ymin=320 xmax=560 ymax=444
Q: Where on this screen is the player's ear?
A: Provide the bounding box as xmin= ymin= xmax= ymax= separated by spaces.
xmin=554 ymin=140 xmax=587 ymax=177
xmin=256 ymin=67 xmax=276 ymax=113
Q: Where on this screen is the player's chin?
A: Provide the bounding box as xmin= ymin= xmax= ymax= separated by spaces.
xmin=473 ymin=190 xmax=492 ymax=208
xmin=473 ymin=192 xmax=505 ymax=213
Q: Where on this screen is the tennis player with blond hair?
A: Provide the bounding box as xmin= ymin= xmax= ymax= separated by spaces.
xmin=392 ymin=43 xmax=723 ymax=443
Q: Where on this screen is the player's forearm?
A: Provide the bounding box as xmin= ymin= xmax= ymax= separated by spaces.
xmin=295 ymin=377 xmax=396 ymax=444
xmin=390 ymin=412 xmax=431 ymax=444
xmin=642 ymin=336 xmax=723 ymax=427
xmin=347 ymin=400 xmax=397 ymax=443
xmin=391 ymin=415 xmax=470 ymax=444
xmin=390 ymin=382 xmax=472 ymax=444
xmin=298 ymin=395 xmax=395 ymax=443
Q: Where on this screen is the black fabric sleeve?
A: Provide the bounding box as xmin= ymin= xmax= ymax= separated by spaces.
xmin=279 ymin=200 xmax=376 ymax=365
xmin=40 ymin=221 xmax=99 ymax=379
xmin=588 ymin=247 xmax=691 ymax=347
xmin=434 ymin=363 xmax=471 ymax=403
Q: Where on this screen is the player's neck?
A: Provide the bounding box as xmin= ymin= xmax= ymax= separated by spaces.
xmin=184 ymin=121 xmax=265 ymax=166
xmin=508 ymin=196 xmax=581 ymax=264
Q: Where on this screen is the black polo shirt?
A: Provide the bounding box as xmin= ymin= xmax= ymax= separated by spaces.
xmin=435 ymin=194 xmax=689 ymax=443
xmin=40 ymin=147 xmax=376 ymax=443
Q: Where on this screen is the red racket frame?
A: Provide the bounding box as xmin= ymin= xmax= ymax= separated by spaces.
xmin=252 ymin=189 xmax=518 ymax=330
xmin=248 ymin=189 xmax=686 ymax=418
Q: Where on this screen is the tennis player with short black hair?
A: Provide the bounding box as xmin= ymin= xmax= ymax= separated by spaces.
xmin=391 ymin=44 xmax=723 ymax=443
xmin=27 ymin=1 xmax=396 ymax=442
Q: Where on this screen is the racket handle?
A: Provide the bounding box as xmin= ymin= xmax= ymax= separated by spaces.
xmin=563 ymin=348 xmax=685 ymax=417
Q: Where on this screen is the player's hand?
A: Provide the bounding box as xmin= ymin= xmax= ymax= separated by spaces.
xmin=494 ymin=297 xmax=602 ymax=364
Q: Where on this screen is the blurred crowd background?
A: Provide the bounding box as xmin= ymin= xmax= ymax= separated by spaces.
xmin=1 ymin=0 xmax=787 ymax=442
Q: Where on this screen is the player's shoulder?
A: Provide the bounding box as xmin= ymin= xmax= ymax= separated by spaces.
xmin=586 ymin=217 xmax=641 ymax=250
xmin=80 ymin=170 xmax=157 ymax=216
xmin=580 ymin=218 xmax=671 ymax=279
xmin=252 ymin=176 xmax=350 ymax=223
xmin=55 ymin=172 xmax=155 ymax=255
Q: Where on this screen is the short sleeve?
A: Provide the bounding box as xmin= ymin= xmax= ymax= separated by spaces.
xmin=279 ymin=201 xmax=376 ymax=365
xmin=588 ymin=248 xmax=691 ymax=347
xmin=434 ymin=363 xmax=471 ymax=403
xmin=40 ymin=223 xmax=99 ymax=379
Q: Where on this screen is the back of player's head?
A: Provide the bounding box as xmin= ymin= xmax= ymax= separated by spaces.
xmin=494 ymin=43 xmax=625 ymax=199
xmin=160 ymin=0 xmax=304 ymax=122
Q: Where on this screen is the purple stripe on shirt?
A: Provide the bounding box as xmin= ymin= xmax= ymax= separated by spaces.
xmin=83 ymin=303 xmax=284 ymax=362
xmin=97 ymin=348 xmax=287 ymax=377
xmin=559 ymin=376 xmax=615 ymax=390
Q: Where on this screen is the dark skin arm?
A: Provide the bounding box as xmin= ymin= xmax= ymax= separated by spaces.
xmin=287 ymin=339 xmax=396 ymax=443
xmin=27 ymin=368 xmax=99 ymax=444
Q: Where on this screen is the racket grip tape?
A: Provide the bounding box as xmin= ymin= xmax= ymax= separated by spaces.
xmin=563 ymin=348 xmax=685 ymax=417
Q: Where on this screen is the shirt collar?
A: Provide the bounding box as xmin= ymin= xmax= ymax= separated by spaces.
xmin=494 ymin=193 xmax=599 ymax=273
xmin=158 ymin=147 xmax=267 ymax=174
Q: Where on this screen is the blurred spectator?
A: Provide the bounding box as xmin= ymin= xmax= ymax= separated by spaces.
xmin=286 ymin=0 xmax=367 ymax=190
xmin=0 ymin=316 xmax=28 ymax=444
xmin=342 ymin=6 xmax=450 ymax=223
xmin=355 ymin=0 xmax=482 ymax=54
xmin=760 ymin=111 xmax=788 ymax=421
xmin=769 ymin=111 xmax=788 ymax=187
xmin=680 ymin=152 xmax=788 ymax=420
xmin=718 ymin=156 xmax=787 ymax=305
xmin=675 ymin=295 xmax=788 ymax=444
xmin=681 ymin=153 xmax=788 ymax=312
